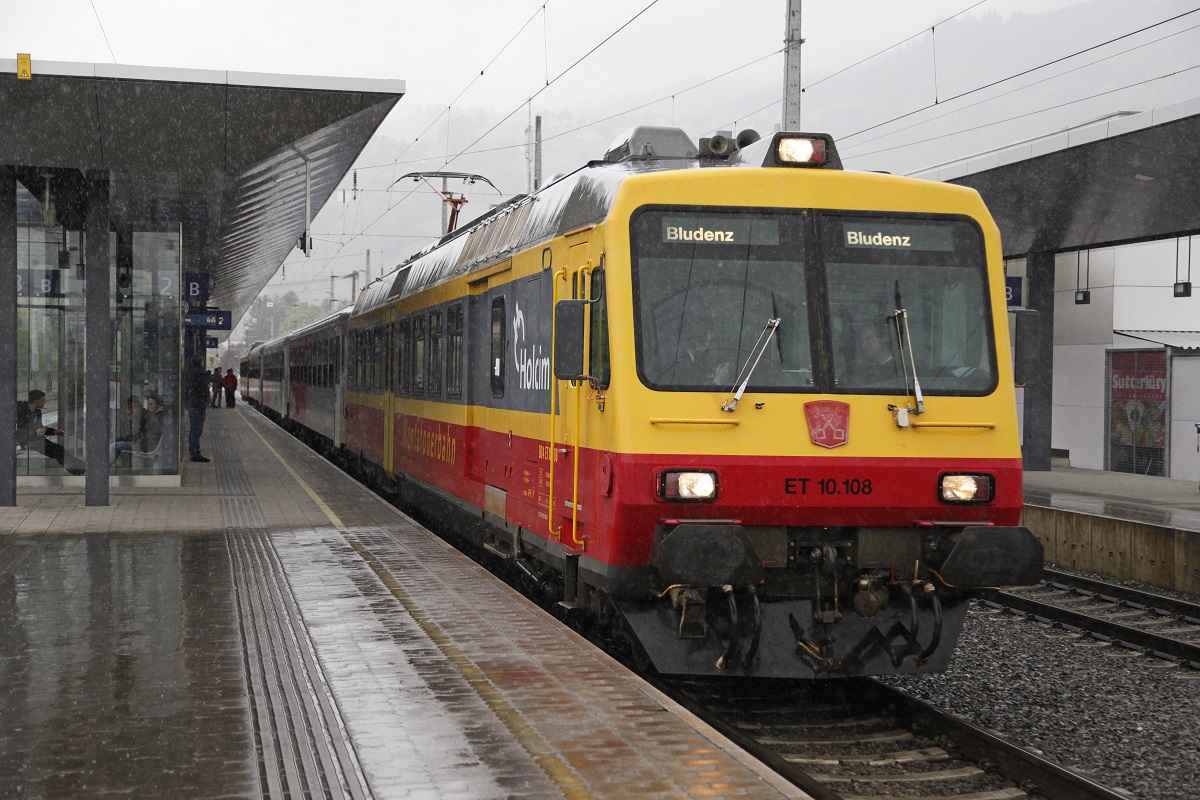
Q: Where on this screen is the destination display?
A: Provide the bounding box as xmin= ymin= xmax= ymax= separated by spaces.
xmin=661 ymin=216 xmax=780 ymax=246
xmin=839 ymin=220 xmax=956 ymax=251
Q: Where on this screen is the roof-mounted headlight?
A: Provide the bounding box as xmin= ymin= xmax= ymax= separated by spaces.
xmin=778 ymin=136 xmax=827 ymax=165
xmin=730 ymin=132 xmax=842 ymax=169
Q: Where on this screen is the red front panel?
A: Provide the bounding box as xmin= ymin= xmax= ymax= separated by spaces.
xmin=379 ymin=413 xmax=1023 ymax=572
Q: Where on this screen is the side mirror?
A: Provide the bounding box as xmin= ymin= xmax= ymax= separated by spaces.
xmin=554 ymin=300 xmax=586 ymax=380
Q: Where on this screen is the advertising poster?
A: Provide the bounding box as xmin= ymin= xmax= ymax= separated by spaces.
xmin=1108 ymin=350 xmax=1167 ymax=476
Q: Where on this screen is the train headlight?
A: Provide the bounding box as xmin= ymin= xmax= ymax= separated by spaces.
xmin=661 ymin=470 xmax=718 ymax=501
xmin=777 ymin=135 xmax=826 ymax=165
xmin=939 ymin=473 xmax=993 ymax=503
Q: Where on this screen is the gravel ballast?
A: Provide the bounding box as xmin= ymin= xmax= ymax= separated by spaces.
xmin=883 ymin=601 xmax=1200 ymax=799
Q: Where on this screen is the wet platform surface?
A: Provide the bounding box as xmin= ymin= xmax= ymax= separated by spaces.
xmin=0 ymin=406 xmax=807 ymax=799
xmin=1023 ymin=460 xmax=1200 ymax=532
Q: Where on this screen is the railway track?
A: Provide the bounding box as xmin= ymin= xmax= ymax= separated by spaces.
xmin=661 ymin=676 xmax=1131 ymax=800
xmin=993 ymin=567 xmax=1200 ymax=668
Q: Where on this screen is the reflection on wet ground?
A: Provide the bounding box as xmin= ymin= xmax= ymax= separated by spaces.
xmin=1025 ymin=489 xmax=1200 ymax=531
xmin=0 ymin=535 xmax=257 ymax=799
xmin=1024 ymin=466 xmax=1200 ymax=532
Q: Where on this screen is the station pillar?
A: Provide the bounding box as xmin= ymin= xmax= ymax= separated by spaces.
xmin=1022 ymin=249 xmax=1055 ymax=471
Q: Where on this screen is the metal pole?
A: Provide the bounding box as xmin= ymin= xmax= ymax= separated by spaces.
xmin=441 ymin=177 xmax=449 ymax=234
xmin=85 ymin=174 xmax=111 ymax=506
xmin=0 ymin=168 xmax=17 ymax=505
xmin=783 ymin=0 xmax=803 ymax=130
xmin=330 ymin=275 xmax=335 ymax=312
xmin=365 ymin=249 xmax=371 ymax=284
xmin=534 ymin=115 xmax=543 ymax=192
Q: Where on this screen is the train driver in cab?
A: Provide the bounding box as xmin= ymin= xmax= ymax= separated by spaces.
xmin=667 ymin=310 xmax=734 ymax=386
xmin=845 ymin=320 xmax=902 ymax=388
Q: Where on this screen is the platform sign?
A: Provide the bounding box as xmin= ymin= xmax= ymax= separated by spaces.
xmin=1005 ymin=276 xmax=1023 ymax=307
xmin=205 ymin=337 xmax=219 ymax=349
xmin=184 ymin=272 xmax=210 ymax=304
xmin=184 ymin=310 xmax=231 ymax=330
xmin=18 ymin=269 xmax=62 ymax=297
xmin=17 ymin=54 xmax=31 ymax=80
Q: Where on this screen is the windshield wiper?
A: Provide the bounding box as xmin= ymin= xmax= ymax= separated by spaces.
xmin=721 ymin=317 xmax=781 ymax=413
xmin=890 ymin=280 xmax=924 ymax=417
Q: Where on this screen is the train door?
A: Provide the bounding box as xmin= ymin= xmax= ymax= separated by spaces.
xmin=334 ymin=331 xmax=346 ymax=447
xmin=383 ymin=320 xmax=396 ymax=475
xmin=549 ymin=240 xmax=601 ymax=550
xmin=465 ymin=265 xmax=511 ymax=486
xmin=464 ymin=282 xmax=487 ymax=483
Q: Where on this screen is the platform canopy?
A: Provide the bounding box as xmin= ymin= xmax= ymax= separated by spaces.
xmin=0 ymin=59 xmax=405 ymax=331
xmin=912 ymin=97 xmax=1200 ymax=258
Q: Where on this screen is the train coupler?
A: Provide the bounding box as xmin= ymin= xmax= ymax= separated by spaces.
xmin=788 ymin=612 xmax=842 ymax=675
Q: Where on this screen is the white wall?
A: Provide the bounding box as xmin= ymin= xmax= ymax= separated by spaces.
xmin=1041 ymin=236 xmax=1200 ymax=475
xmin=1170 ymin=355 xmax=1200 ymax=483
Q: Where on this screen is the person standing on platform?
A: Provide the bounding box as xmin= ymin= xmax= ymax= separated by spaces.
xmin=15 ymin=389 xmax=85 ymax=474
xmin=186 ymin=359 xmax=211 ymax=462
xmin=223 ymin=368 xmax=237 ymax=408
xmin=209 ymin=367 xmax=223 ymax=408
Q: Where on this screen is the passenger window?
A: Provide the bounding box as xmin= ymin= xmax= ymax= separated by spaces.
xmin=446 ymin=304 xmax=464 ymax=400
xmin=413 ymin=316 xmax=426 ymax=395
xmin=397 ymin=319 xmax=411 ymax=395
xmin=428 ymin=311 xmax=443 ymax=398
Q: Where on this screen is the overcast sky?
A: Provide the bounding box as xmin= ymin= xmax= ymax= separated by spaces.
xmin=5 ymin=0 xmax=1199 ymax=313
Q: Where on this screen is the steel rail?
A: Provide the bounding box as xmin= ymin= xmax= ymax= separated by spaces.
xmin=1041 ymin=567 xmax=1200 ymax=621
xmin=858 ymin=679 xmax=1134 ymax=800
xmin=993 ymin=589 xmax=1200 ymax=666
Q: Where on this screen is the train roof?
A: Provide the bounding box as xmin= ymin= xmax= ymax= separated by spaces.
xmin=350 ymin=127 xmax=859 ymax=318
xmin=288 ymin=305 xmax=353 ymax=340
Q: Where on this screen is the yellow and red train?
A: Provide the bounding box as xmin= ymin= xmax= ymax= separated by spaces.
xmin=242 ymin=127 xmax=1042 ymax=678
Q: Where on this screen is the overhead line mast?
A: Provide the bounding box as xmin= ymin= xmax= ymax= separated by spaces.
xmin=783 ymin=0 xmax=804 ymax=130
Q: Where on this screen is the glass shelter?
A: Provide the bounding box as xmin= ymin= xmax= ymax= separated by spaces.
xmin=1 ymin=59 xmax=404 ymax=503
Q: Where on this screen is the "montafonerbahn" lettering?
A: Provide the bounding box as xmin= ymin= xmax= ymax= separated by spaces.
xmin=402 ymin=420 xmax=457 ymax=466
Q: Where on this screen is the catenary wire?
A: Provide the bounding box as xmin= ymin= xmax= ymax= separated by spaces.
xmin=839 ymin=19 xmax=1200 ymax=154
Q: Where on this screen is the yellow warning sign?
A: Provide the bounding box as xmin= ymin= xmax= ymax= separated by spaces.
xmin=17 ymin=53 xmax=31 ymax=80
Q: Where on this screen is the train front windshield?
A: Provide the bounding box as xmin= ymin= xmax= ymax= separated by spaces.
xmin=630 ymin=208 xmax=996 ymax=395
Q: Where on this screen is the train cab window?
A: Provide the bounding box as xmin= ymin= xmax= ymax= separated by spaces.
xmin=631 ymin=208 xmax=813 ymax=392
xmin=589 ymin=268 xmax=610 ymax=389
xmin=412 ymin=316 xmax=426 ymax=395
xmin=490 ymin=297 xmax=505 ymax=397
xmin=821 ymin=215 xmax=996 ymax=395
xmin=396 ymin=319 xmax=411 ymax=395
xmin=446 ymin=304 xmax=464 ymax=400
xmin=428 ymin=311 xmax=443 ymax=398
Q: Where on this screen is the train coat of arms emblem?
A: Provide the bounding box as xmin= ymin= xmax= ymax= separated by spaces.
xmin=804 ymin=400 xmax=849 ymax=448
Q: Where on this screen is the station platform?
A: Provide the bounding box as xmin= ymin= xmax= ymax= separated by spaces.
xmin=1023 ymin=460 xmax=1200 ymax=533
xmin=0 ymin=405 xmax=807 ymax=800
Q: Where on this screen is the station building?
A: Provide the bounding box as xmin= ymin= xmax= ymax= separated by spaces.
xmin=915 ymin=97 xmax=1200 ymax=483
xmin=0 ymin=58 xmax=403 ymax=504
